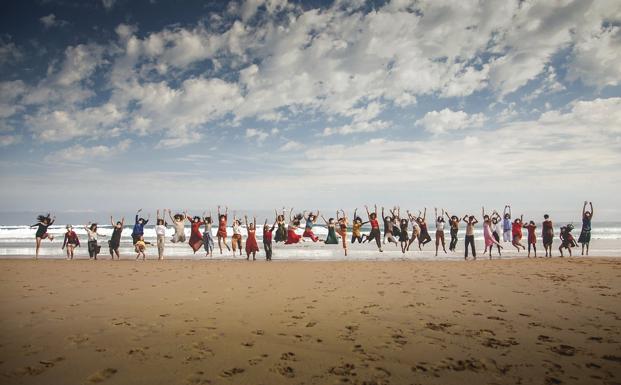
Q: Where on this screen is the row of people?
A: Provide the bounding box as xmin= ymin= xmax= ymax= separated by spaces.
xmin=30 ymin=202 xmax=594 ymax=260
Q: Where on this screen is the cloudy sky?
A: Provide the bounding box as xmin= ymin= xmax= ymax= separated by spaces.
xmin=0 ymin=0 xmax=620 ymax=221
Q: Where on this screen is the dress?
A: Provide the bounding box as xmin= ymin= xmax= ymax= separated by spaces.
xmin=275 ymin=222 xmax=286 ymax=243
xmin=171 ymin=220 xmax=186 ymax=243
xmin=483 ymin=222 xmax=495 ymax=247
xmin=324 ymin=224 xmax=339 ymax=244
xmin=285 ymin=224 xmax=301 ymax=244
xmin=511 ymin=222 xmax=522 ymax=241
xmin=399 ymin=223 xmax=409 ymax=242
xmin=245 ymin=228 xmax=259 ymax=254
xmin=189 ymin=220 xmax=204 ymax=252
xmin=527 ymin=224 xmax=537 ymax=244
xmin=217 ymin=216 xmax=227 ymax=238
xmin=109 ymin=226 xmax=122 ymax=250
xmin=542 ymin=220 xmax=554 ymax=246
xmin=578 ymin=217 xmax=591 ymax=244
xmin=33 ymin=221 xmax=53 ymax=239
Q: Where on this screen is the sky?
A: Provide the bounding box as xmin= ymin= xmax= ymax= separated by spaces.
xmin=0 ymin=0 xmax=620 ymax=222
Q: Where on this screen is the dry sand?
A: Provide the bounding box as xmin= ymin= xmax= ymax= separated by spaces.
xmin=0 ymin=258 xmax=620 ymax=385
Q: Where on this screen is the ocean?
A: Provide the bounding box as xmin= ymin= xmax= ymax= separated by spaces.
xmin=1 ymin=222 xmax=619 ymax=260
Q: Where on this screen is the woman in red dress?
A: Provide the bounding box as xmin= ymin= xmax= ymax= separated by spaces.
xmin=511 ymin=215 xmax=526 ymax=252
xmin=216 ymin=205 xmax=230 ymax=254
xmin=245 ymin=216 xmax=259 ymax=260
xmin=285 ymin=212 xmax=304 ymax=245
xmin=187 ymin=214 xmax=204 ymax=253
xmin=525 ymin=220 xmax=537 ymax=258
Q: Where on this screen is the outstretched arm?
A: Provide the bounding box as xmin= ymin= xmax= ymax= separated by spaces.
xmin=321 ymin=215 xmax=328 ymax=224
xmin=445 ymin=210 xmax=451 ymax=221
xmin=168 ymin=209 xmax=175 ymax=222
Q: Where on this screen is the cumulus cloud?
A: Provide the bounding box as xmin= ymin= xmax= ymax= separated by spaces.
xmin=245 ymin=128 xmax=269 ymax=142
xmin=415 ymin=109 xmax=486 ymax=134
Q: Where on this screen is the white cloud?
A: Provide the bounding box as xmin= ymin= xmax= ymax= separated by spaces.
xmin=39 ymin=14 xmax=68 ymax=29
xmin=0 ymin=134 xmax=21 ymax=147
xmin=415 ymin=108 xmax=486 ymax=134
xmin=322 ymin=120 xmax=390 ymax=136
xmin=245 ymin=128 xmax=269 ymax=142
xmin=567 ymin=25 xmax=621 ymax=88
xmin=54 ymin=44 xmax=105 ymax=86
xmin=46 ymin=139 xmax=132 ymax=162
xmin=280 ymin=140 xmax=302 ymax=151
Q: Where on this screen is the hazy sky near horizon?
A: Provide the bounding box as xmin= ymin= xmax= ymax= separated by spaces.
xmin=0 ymin=0 xmax=620 ymax=220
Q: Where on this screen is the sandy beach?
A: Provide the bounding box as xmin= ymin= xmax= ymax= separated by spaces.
xmin=0 ymin=258 xmax=620 ymax=385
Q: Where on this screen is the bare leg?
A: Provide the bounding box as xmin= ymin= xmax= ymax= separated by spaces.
xmin=35 ymin=237 xmax=42 ymax=259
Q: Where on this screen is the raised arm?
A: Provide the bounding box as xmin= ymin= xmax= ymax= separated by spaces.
xmin=49 ymin=216 xmax=55 ymax=226
xmin=589 ymin=202 xmax=593 ymax=217
xmin=321 ymin=215 xmax=328 ymax=224
xmin=253 ymin=217 xmax=257 ymax=228
xmin=365 ymin=205 xmax=370 ymax=218
xmin=244 ymin=215 xmax=248 ymax=228
xmin=110 ymin=216 xmax=115 ymax=226
xmin=423 ymin=207 xmax=426 ymax=220
xmin=121 ymin=217 xmax=125 ymax=227
xmin=435 ymin=207 xmax=438 ymax=220
xmin=481 ymin=206 xmax=485 ymax=218
xmin=444 ymin=210 xmax=451 ymax=221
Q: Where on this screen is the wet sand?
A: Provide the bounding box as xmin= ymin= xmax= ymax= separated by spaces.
xmin=0 ymin=258 xmax=620 ymax=385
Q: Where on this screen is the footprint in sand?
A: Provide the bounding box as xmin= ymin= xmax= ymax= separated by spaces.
xmin=273 ymin=364 xmax=295 ymax=378
xmin=184 ymin=371 xmax=211 ymax=384
xmin=219 ymin=367 xmax=245 ymax=378
xmin=280 ymin=352 xmax=297 ymax=361
xmin=86 ymin=368 xmax=118 ymax=383
xmin=550 ymin=345 xmax=576 ymax=356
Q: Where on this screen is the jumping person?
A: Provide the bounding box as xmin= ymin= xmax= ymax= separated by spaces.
xmin=216 ymin=206 xmax=231 ymax=253
xmin=303 ymin=210 xmax=320 ymax=242
xmin=502 ymin=205 xmax=512 ymax=242
xmin=61 ymin=225 xmax=80 ymax=260
xmin=559 ymin=224 xmax=577 ymax=257
xmin=463 ymin=215 xmax=478 ymax=260
xmin=285 ymin=212 xmax=303 ymax=245
xmin=85 ymin=222 xmax=104 ymax=260
xmin=263 ymin=219 xmax=276 ymax=261
xmin=512 ymin=215 xmax=526 ymax=252
xmin=30 ymin=213 xmax=55 ymax=259
xmin=445 ymin=211 xmax=459 ymax=252
xmin=336 ymin=210 xmax=349 ymax=256
xmin=363 ymin=205 xmax=383 ymax=252
xmin=155 ymin=210 xmax=167 ymax=260
xmin=578 ymin=201 xmax=593 ymax=256
xmin=542 ymin=214 xmax=554 ymax=257
xmin=382 ymin=207 xmax=398 ymax=246
xmin=351 ymin=209 xmax=367 ymax=244
xmin=322 ymin=213 xmax=339 ymax=245
xmin=491 ymin=211 xmax=503 ymax=257
xmin=135 ymin=235 xmax=146 ymax=260
xmin=398 ymin=216 xmax=409 ymax=254
xmin=482 ymin=207 xmax=502 ymax=258
xmin=434 ymin=208 xmax=447 ymax=256
xmin=274 ymin=208 xmax=287 ymax=243
xmin=231 ymin=214 xmax=243 ymax=256
xmin=244 ymin=216 xmax=259 ymax=260
xmin=169 ymin=209 xmax=187 ymax=243
xmin=406 ymin=210 xmax=421 ymax=251
xmin=131 ymin=209 xmax=149 ymax=245
xmin=109 ymin=216 xmax=125 ymax=260
xmin=202 ymin=211 xmax=214 ymax=258
xmin=525 ymin=220 xmax=537 ymax=258
xmin=416 ymin=208 xmax=432 ymax=250
xmin=187 ymin=213 xmax=204 ymax=254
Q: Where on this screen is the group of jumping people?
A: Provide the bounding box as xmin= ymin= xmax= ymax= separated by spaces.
xmin=30 ymin=202 xmax=594 ymax=261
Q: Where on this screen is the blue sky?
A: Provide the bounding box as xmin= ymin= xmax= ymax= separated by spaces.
xmin=0 ymin=0 xmax=620 ymax=221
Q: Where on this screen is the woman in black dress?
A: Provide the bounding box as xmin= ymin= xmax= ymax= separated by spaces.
xmin=109 ymin=216 xmax=125 ymax=260
xmin=30 ymin=213 xmax=55 ymax=259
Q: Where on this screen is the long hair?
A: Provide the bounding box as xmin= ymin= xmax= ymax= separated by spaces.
xmin=37 ymin=213 xmax=51 ymax=223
